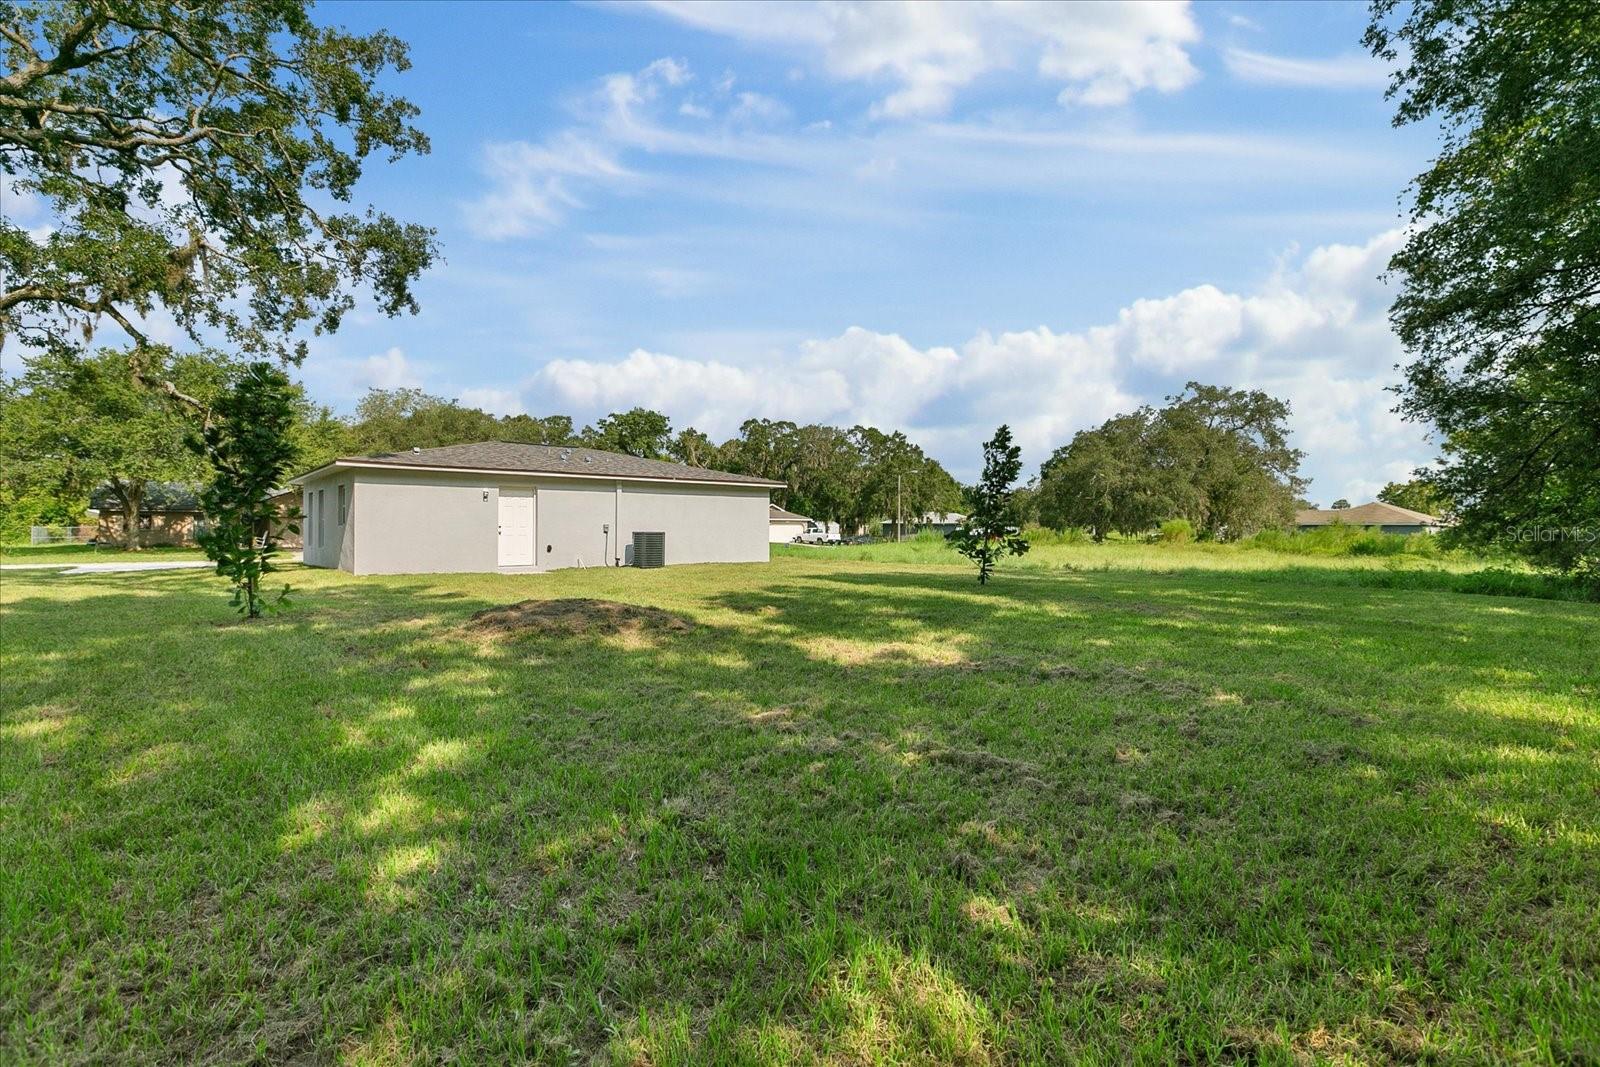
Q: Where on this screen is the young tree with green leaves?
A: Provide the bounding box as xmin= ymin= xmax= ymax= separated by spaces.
xmin=1367 ymin=0 xmax=1600 ymax=576
xmin=948 ymin=425 xmax=1029 ymax=585
xmin=194 ymin=362 xmax=300 ymax=617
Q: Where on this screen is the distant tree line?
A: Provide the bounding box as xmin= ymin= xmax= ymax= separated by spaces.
xmin=336 ymin=389 xmax=964 ymax=535
xmin=0 ymin=365 xmax=967 ymax=542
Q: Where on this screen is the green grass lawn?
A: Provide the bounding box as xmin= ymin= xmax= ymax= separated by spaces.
xmin=0 ymin=543 xmax=212 ymax=564
xmin=3 ymin=552 xmax=1597 ymax=1063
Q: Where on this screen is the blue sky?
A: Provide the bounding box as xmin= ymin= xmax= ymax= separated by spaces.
xmin=28 ymin=1 xmax=1446 ymax=502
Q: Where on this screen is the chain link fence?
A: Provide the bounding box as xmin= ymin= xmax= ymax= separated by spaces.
xmin=29 ymin=525 xmax=98 ymax=546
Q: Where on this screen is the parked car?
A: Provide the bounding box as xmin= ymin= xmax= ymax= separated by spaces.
xmin=796 ymin=522 xmax=842 ymax=545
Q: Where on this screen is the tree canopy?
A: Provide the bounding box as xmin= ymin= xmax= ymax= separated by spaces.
xmin=1377 ymin=479 xmax=1450 ymax=517
xmin=581 ymin=407 xmax=672 ymax=459
xmin=0 ymin=345 xmax=229 ymax=545
xmin=713 ymin=418 xmax=962 ymax=534
xmin=345 ymin=389 xmax=574 ymax=455
xmin=1367 ymin=0 xmax=1600 ymax=576
xmin=1036 ymin=383 xmax=1304 ymax=540
xmin=1037 ymin=409 xmax=1167 ymax=541
xmin=1 ymin=0 xmax=437 ymax=392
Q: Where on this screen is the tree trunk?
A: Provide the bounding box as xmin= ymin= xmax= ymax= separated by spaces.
xmin=110 ymin=477 xmax=145 ymax=551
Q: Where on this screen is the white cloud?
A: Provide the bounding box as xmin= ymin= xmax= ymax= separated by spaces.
xmin=457 ymin=387 xmax=526 ymax=417
xmin=356 ymin=347 xmax=424 ymax=390
xmin=642 ymin=266 xmax=714 ymax=297
xmin=1223 ymin=48 xmax=1390 ymax=90
xmin=639 ymin=0 xmax=1201 ymax=117
xmin=512 ymin=229 xmax=1429 ymax=498
xmin=729 ymin=91 xmax=790 ymax=124
xmin=464 ymin=133 xmax=632 ymax=239
xmin=462 ymin=57 xmax=819 ymax=241
xmin=461 ymin=52 xmax=1394 ymax=241
xmin=294 ymin=346 xmax=427 ymax=406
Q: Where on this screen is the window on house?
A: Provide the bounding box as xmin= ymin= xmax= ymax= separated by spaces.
xmin=337 ymin=483 xmax=347 ymax=526
xmin=317 ymin=489 xmax=325 ymax=547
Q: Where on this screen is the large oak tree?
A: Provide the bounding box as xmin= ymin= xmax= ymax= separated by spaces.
xmin=1367 ymin=0 xmax=1600 ymax=575
xmin=0 ymin=0 xmax=437 ymax=400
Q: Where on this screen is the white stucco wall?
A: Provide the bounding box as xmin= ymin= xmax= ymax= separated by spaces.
xmin=349 ymin=468 xmax=498 ymax=575
xmin=619 ymin=483 xmax=771 ymax=565
xmin=299 ymin=466 xmax=773 ymax=574
xmin=299 ymin=471 xmax=354 ymax=570
xmin=535 ymin=482 xmax=619 ymax=569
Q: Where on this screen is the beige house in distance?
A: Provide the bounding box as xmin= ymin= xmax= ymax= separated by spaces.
xmin=292 ymin=442 xmax=784 ymax=575
xmin=1295 ymin=501 xmax=1448 ymax=535
xmin=768 ymin=504 xmax=812 ymax=543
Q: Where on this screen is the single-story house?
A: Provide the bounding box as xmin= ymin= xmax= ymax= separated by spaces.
xmin=90 ymin=482 xmax=203 ymax=546
xmin=882 ymin=511 xmax=966 ymax=538
xmin=769 ymin=503 xmax=812 ymax=543
xmin=291 ymin=441 xmax=786 ymax=575
xmin=90 ymin=483 xmax=301 ymax=547
xmin=1295 ymin=501 xmax=1447 ymax=535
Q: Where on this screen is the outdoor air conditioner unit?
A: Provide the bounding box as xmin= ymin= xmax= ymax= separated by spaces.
xmin=632 ymin=531 xmax=665 ymax=568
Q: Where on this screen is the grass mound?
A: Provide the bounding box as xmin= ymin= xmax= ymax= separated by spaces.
xmin=465 ymin=597 xmax=694 ymax=638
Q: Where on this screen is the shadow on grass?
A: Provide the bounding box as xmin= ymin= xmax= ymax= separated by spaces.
xmin=2 ymin=562 xmax=1597 ymax=1063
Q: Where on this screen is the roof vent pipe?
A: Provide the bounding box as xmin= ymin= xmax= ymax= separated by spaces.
xmin=411 ymin=446 xmax=420 ymax=454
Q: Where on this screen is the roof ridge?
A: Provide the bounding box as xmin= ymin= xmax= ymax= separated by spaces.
xmin=300 ymin=439 xmax=784 ymax=487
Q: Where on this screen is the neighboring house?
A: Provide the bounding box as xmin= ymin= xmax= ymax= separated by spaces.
xmin=882 ymin=511 xmax=966 ymax=538
xmin=769 ymin=504 xmax=812 ymax=544
xmin=91 ymin=482 xmax=303 ymax=547
xmin=291 ymin=441 xmax=786 ymax=575
xmin=91 ymin=482 xmax=203 ymax=546
xmin=1295 ymin=501 xmax=1448 ymax=535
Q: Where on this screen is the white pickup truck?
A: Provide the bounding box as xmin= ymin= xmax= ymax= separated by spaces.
xmin=796 ymin=522 xmax=842 ymax=545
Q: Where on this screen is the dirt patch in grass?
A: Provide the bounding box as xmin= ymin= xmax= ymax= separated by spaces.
xmin=464 ymin=598 xmax=694 ymax=639
xmin=1038 ymin=661 xmax=1205 ymax=701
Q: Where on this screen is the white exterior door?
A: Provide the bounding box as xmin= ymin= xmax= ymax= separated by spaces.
xmin=497 ymin=487 xmax=534 ymax=566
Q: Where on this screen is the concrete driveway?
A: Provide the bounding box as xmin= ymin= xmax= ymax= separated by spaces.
xmin=2 ymin=555 xmax=300 ymax=576
xmin=1 ymin=560 xmax=214 ymax=576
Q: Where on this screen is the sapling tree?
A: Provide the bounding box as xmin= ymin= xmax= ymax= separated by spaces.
xmin=948 ymin=424 xmax=1029 ymax=584
xmin=194 ymin=362 xmax=299 ymax=617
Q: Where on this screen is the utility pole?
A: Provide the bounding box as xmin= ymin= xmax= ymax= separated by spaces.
xmin=897 ymin=473 xmax=903 ymax=543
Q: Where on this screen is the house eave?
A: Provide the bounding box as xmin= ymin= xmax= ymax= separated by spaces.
xmin=290 ymin=458 xmax=786 ymax=490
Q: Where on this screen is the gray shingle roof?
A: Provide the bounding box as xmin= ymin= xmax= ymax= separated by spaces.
xmin=89 ymin=481 xmax=201 ymax=512
xmin=1295 ymin=501 xmax=1444 ymax=526
xmin=314 ymin=441 xmax=784 ymax=487
xmin=769 ymin=504 xmax=812 ymax=522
